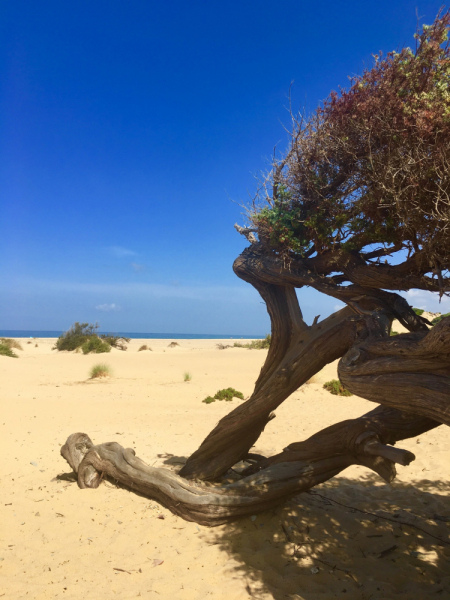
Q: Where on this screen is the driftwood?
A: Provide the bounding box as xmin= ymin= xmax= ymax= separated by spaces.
xmin=60 ymin=242 xmax=449 ymax=526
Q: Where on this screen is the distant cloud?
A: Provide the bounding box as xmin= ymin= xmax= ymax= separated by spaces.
xmin=107 ymin=246 xmax=137 ymax=258
xmin=95 ymin=303 xmax=121 ymax=312
xmin=131 ymin=262 xmax=145 ymax=272
xmin=334 ymin=304 xmax=345 ymax=311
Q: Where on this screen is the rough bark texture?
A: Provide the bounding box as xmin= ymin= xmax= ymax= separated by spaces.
xmin=60 ymin=241 xmax=449 ymax=525
xmin=61 ymin=403 xmax=438 ymax=526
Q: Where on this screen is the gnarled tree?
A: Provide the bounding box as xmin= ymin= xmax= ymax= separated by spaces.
xmin=61 ymin=13 xmax=450 ymax=525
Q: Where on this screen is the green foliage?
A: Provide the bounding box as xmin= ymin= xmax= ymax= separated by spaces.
xmin=390 ymin=330 xmax=399 ymax=336
xmin=202 ymin=387 xmax=244 ymax=403
xmin=202 ymin=396 xmax=216 ymax=404
xmin=54 ymin=322 xmax=129 ymax=353
xmin=0 ymin=343 xmax=18 ymax=358
xmin=184 ymin=371 xmax=192 ymax=382
xmin=89 ymin=363 xmax=112 ymax=379
xmin=0 ymin=338 xmax=23 ymax=351
xmin=233 ymin=334 xmax=271 ymax=349
xmin=99 ymin=333 xmax=130 ymax=350
xmin=251 ymin=13 xmax=450 ymax=267
xmin=54 ymin=322 xmax=99 ymax=351
xmin=412 ymin=308 xmax=425 ymax=316
xmin=81 ymin=337 xmax=111 ymax=355
xmin=432 ymin=312 xmax=450 ymax=325
xmin=323 ymin=379 xmax=353 ymax=397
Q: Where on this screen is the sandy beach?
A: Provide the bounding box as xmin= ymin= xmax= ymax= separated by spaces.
xmin=1 ymin=336 xmax=449 ymax=599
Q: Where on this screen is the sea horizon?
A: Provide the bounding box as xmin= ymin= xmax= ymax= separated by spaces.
xmin=0 ymin=329 xmax=266 ymax=340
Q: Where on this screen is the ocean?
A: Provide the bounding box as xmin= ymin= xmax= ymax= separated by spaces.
xmin=0 ymin=330 xmax=265 ymax=340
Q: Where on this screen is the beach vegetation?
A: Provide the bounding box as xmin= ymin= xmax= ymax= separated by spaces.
xmin=184 ymin=371 xmax=192 ymax=382
xmin=89 ymin=363 xmax=112 ymax=379
xmin=99 ymin=333 xmax=130 ymax=350
xmin=54 ymin=322 xmax=129 ymax=352
xmin=323 ymin=380 xmax=353 ymax=396
xmin=0 ymin=338 xmax=23 ymax=351
xmin=0 ymin=342 xmax=18 ymax=358
xmin=233 ymin=334 xmax=271 ymax=349
xmin=412 ymin=308 xmax=425 ymax=316
xmin=431 ymin=312 xmax=450 ymax=325
xmin=202 ymin=387 xmax=244 ymax=403
xmin=81 ymin=337 xmax=111 ymax=354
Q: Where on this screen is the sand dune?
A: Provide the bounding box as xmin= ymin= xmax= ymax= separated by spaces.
xmin=1 ymin=338 xmax=449 ymax=599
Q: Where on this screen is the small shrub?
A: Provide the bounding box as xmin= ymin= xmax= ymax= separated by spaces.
xmin=0 ymin=343 xmax=18 ymax=358
xmin=412 ymin=308 xmax=424 ymax=316
xmin=202 ymin=396 xmax=216 ymax=404
xmin=54 ymin=322 xmax=99 ymax=351
xmin=138 ymin=344 xmax=148 ymax=351
xmin=202 ymin=387 xmax=244 ymax=403
xmin=0 ymin=338 xmax=23 ymax=351
xmin=184 ymin=372 xmax=192 ymax=382
xmin=233 ymin=334 xmax=271 ymax=349
xmin=323 ymin=379 xmax=353 ymax=397
xmin=81 ymin=337 xmax=111 ymax=354
xmin=432 ymin=312 xmax=450 ymax=325
xmin=216 ymin=343 xmax=231 ymax=350
xmin=168 ymin=342 xmax=180 ymax=348
xmin=99 ymin=333 xmax=130 ymax=350
xmin=35 ymin=343 xmax=38 ymax=347
xmin=89 ymin=363 xmax=112 ymax=379
xmin=390 ymin=330 xmax=399 ymax=336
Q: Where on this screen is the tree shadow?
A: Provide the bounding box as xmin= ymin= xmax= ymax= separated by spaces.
xmin=209 ymin=474 xmax=450 ymax=599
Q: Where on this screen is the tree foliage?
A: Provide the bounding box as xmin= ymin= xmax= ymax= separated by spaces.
xmin=251 ymin=12 xmax=450 ymax=294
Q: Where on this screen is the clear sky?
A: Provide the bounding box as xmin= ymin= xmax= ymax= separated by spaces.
xmin=1 ymin=0 xmax=449 ymax=334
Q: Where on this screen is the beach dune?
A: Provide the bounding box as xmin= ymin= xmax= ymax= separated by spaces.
xmin=1 ymin=337 xmax=449 ymax=599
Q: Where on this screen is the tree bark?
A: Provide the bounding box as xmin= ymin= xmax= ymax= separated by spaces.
xmin=61 ymin=404 xmax=438 ymax=526
xmin=339 ymin=317 xmax=450 ymax=425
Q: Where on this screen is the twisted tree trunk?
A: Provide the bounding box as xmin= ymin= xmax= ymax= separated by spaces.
xmin=61 ymin=403 xmax=438 ymax=526
xmin=60 ymin=244 xmax=449 ymax=525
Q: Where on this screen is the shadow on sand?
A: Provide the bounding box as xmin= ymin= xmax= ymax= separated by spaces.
xmin=206 ymin=474 xmax=450 ymax=600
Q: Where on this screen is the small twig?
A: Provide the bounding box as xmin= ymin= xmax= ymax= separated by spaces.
xmin=113 ymin=567 xmax=131 ymax=574
xmin=314 ymin=557 xmax=359 ymax=584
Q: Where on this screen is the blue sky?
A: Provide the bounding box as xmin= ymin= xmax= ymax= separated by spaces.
xmin=1 ymin=0 xmax=449 ymax=334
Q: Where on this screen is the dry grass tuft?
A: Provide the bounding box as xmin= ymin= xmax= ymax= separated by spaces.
xmin=89 ymin=363 xmax=112 ymax=379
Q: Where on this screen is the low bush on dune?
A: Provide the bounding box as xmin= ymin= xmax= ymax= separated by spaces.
xmin=81 ymin=337 xmax=111 ymax=354
xmin=412 ymin=308 xmax=425 ymax=316
xmin=323 ymin=379 xmax=353 ymax=397
xmin=432 ymin=312 xmax=450 ymax=325
xmin=0 ymin=338 xmax=23 ymax=351
xmin=138 ymin=344 xmax=152 ymax=351
xmin=0 ymin=343 xmax=18 ymax=358
xmin=89 ymin=363 xmax=112 ymax=379
xmin=99 ymin=333 xmax=130 ymax=350
xmin=202 ymin=387 xmax=244 ymax=403
xmin=233 ymin=334 xmax=271 ymax=349
xmin=184 ymin=371 xmax=192 ymax=382
xmin=54 ymin=322 xmax=129 ymax=353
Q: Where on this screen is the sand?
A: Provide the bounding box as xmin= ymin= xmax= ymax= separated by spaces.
xmin=1 ymin=337 xmax=449 ymax=599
